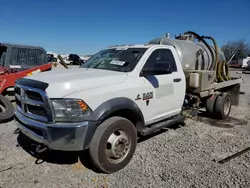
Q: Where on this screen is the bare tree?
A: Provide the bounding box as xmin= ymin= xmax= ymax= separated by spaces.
xmin=221 ymin=39 xmax=250 ymax=61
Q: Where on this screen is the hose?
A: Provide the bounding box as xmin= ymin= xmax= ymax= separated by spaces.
xmin=202 ymin=36 xmax=231 ymax=82
xmin=174 ymin=31 xmax=231 ymax=82
xmin=201 ymin=36 xmax=219 ymax=81
xmin=201 ymin=36 xmax=219 ymax=70
xmin=217 ymin=61 xmax=231 ymax=81
xmin=184 ymin=31 xmax=215 ymax=71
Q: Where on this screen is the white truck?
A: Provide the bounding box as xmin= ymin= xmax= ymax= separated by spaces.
xmin=14 ymin=31 xmax=242 ymax=173
xmin=241 ymin=56 xmax=250 ymax=70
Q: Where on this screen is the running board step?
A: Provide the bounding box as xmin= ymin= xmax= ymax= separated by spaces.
xmin=140 ymin=115 xmax=185 ymax=136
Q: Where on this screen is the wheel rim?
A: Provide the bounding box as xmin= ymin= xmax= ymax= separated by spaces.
xmin=105 ymin=129 xmax=131 ymax=164
xmin=224 ymin=97 xmax=231 ymax=115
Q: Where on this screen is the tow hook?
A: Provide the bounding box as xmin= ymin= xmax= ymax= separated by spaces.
xmin=14 ymin=128 xmax=20 ymax=134
xmin=35 ymin=144 xmax=48 ymax=153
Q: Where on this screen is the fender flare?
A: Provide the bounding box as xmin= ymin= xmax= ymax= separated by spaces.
xmin=88 ymin=97 xmax=145 ymax=127
xmin=83 ymin=97 xmax=145 ymax=149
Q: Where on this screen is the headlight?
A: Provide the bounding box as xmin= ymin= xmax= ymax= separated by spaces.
xmin=51 ymin=98 xmax=92 ymax=122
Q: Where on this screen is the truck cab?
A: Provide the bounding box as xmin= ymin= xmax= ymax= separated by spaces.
xmin=78 ymin=44 xmax=186 ymax=124
xmin=14 ymin=44 xmax=186 ymax=173
xmin=0 ymin=43 xmax=47 ymax=71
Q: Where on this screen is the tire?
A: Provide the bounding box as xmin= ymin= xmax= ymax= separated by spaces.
xmin=214 ymin=93 xmax=231 ymax=120
xmin=0 ymin=94 xmax=14 ymax=122
xmin=205 ymin=94 xmax=218 ymax=114
xmin=89 ymin=116 xmax=137 ymax=174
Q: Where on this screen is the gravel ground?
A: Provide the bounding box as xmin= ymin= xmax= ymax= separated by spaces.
xmin=1 ymin=71 xmax=250 ymax=188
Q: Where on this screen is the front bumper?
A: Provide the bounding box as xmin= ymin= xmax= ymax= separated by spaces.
xmin=14 ymin=110 xmax=97 ymax=151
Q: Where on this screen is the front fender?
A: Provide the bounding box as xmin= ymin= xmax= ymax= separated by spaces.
xmin=87 ymin=97 xmax=144 ymax=125
xmin=82 ymin=97 xmax=145 ymax=149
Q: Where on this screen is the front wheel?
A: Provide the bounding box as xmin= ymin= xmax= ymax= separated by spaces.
xmin=89 ymin=116 xmax=137 ymax=173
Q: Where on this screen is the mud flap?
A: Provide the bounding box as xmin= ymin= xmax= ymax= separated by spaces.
xmin=205 ymin=94 xmax=218 ymax=114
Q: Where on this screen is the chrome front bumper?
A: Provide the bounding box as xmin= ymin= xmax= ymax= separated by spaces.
xmin=14 ymin=110 xmax=96 ymax=151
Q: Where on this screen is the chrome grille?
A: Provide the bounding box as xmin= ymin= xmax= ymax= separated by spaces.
xmin=15 ymin=84 xmax=53 ymax=122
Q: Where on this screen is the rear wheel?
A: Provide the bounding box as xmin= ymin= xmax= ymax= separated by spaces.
xmin=214 ymin=93 xmax=232 ymax=119
xmin=89 ymin=116 xmax=137 ymax=173
xmin=205 ymin=94 xmax=218 ymax=114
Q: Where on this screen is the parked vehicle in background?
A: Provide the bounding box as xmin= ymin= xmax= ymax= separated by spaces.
xmin=240 ymin=56 xmax=250 ymax=70
xmin=68 ymin=54 xmax=84 ymax=65
xmin=0 ymin=43 xmax=47 ymax=71
xmin=47 ymin=52 xmax=91 ymax=66
xmin=0 ymin=43 xmax=50 ymax=101
xmin=0 ymin=43 xmax=66 ymax=122
xmin=228 ymin=56 xmax=250 ymax=70
xmin=47 ymin=53 xmax=58 ymax=63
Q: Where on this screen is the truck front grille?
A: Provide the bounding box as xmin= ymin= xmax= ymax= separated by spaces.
xmin=15 ymin=84 xmax=53 ymax=123
xmin=26 ymin=90 xmax=43 ymax=102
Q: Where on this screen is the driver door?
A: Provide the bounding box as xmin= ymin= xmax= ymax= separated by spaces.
xmin=139 ymin=47 xmax=182 ymax=124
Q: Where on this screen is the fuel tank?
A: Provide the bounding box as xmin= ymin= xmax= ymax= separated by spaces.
xmin=148 ymin=37 xmax=226 ymax=71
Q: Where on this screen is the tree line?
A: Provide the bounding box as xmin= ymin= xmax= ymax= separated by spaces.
xmin=221 ymin=39 xmax=250 ymax=61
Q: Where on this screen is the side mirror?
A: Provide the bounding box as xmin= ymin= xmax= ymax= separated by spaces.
xmin=140 ymin=62 xmax=172 ymax=77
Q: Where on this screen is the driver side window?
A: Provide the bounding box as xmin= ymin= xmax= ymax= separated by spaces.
xmin=142 ymin=49 xmax=177 ymax=72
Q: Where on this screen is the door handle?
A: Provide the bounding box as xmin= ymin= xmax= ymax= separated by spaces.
xmin=173 ymin=78 xmax=181 ymax=82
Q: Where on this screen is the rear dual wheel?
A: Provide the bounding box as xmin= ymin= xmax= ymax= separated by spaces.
xmin=89 ymin=116 xmax=137 ymax=174
xmin=205 ymin=93 xmax=232 ymax=119
xmin=214 ymin=93 xmax=232 ymax=119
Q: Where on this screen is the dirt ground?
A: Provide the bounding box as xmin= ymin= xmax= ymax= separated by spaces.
xmin=1 ymin=71 xmax=250 ymax=188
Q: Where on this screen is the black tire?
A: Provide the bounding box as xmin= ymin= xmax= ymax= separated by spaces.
xmin=0 ymin=94 xmax=14 ymax=122
xmin=205 ymin=94 xmax=218 ymax=114
xmin=214 ymin=93 xmax=231 ymax=120
xmin=89 ymin=116 xmax=137 ymax=174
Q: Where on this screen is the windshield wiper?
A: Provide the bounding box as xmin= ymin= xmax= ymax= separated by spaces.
xmin=89 ymin=50 xmax=127 ymax=69
xmin=92 ymin=58 xmax=112 ymax=68
xmin=92 ymin=59 xmax=104 ymax=68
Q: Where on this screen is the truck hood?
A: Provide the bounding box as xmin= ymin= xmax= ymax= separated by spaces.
xmin=26 ymin=68 xmax=127 ymax=98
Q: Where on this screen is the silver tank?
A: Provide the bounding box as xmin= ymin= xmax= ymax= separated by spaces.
xmin=148 ymin=37 xmax=226 ymax=71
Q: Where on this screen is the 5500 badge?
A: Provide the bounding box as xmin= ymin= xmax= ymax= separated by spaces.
xmin=135 ymin=92 xmax=153 ymax=100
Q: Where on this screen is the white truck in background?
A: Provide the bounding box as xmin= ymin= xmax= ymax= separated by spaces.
xmin=241 ymin=56 xmax=250 ymax=70
xmin=47 ymin=52 xmax=90 ymax=65
xmin=14 ymin=31 xmax=242 ymax=173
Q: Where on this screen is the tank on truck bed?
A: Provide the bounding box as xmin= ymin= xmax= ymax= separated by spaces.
xmin=148 ymin=31 xmax=242 ymax=118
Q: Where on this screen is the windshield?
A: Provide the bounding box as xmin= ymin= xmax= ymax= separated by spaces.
xmin=80 ymin=47 xmax=147 ymax=72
